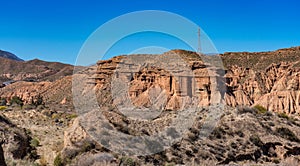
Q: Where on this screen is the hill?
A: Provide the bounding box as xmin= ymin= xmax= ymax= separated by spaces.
xmin=221 ymin=46 xmax=300 ymax=70
xmin=0 ymin=50 xmax=23 ymax=61
xmin=0 ymin=57 xmax=74 ymax=83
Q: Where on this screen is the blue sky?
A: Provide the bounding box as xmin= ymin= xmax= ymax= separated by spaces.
xmin=0 ymin=0 xmax=299 ymax=65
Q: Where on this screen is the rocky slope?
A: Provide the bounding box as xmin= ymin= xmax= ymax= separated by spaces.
xmin=59 ymin=106 xmax=300 ymax=165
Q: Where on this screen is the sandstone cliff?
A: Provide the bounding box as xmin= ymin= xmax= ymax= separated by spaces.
xmin=85 ymin=47 xmax=300 ymax=116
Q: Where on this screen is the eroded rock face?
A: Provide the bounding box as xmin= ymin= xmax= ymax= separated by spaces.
xmin=90 ymin=51 xmax=300 ymax=116
xmin=0 ymin=76 xmax=73 ymax=108
xmin=91 ymin=52 xmax=223 ymax=112
xmin=0 ymin=81 xmax=50 ymax=104
xmin=225 ymin=62 xmax=300 ymax=115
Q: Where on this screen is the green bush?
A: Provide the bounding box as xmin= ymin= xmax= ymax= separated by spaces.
xmin=30 ymin=138 xmax=40 ymax=147
xmin=121 ymin=157 xmax=136 ymax=166
xmin=253 ymin=105 xmax=267 ymax=114
xmin=66 ymin=114 xmax=78 ymax=120
xmin=10 ymin=96 xmax=24 ymax=107
xmin=54 ymin=153 xmax=64 ymax=166
xmin=0 ymin=106 xmax=7 ymax=111
xmin=278 ymin=113 xmax=289 ymax=120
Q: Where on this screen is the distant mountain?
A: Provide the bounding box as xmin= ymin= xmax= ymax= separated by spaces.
xmin=0 ymin=57 xmax=74 ymax=82
xmin=0 ymin=50 xmax=24 ymax=61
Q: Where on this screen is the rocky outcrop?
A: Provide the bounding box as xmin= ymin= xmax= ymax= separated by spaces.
xmin=88 ymin=49 xmax=300 ymax=116
xmin=0 ymin=114 xmax=32 ymax=163
xmin=90 ymin=52 xmax=222 ymax=112
xmin=225 ymin=62 xmax=300 ymax=115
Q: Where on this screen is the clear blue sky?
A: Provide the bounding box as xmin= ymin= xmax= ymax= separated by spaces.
xmin=0 ymin=0 xmax=299 ymax=65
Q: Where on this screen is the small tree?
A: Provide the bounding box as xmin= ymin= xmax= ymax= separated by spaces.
xmin=31 ymin=94 xmax=44 ymax=108
xmin=11 ymin=96 xmax=24 ymax=108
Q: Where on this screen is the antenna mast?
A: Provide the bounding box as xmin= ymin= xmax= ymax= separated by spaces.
xmin=197 ymin=27 xmax=201 ymax=54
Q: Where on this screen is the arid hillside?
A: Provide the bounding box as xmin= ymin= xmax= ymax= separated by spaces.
xmin=0 ymin=57 xmax=73 ymax=84
xmin=221 ymin=46 xmax=300 ymax=71
xmin=0 ymin=47 xmax=300 ymax=165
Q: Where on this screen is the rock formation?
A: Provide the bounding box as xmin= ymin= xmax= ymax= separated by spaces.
xmin=84 ymin=48 xmax=300 ymax=116
xmin=225 ymin=62 xmax=300 ymax=115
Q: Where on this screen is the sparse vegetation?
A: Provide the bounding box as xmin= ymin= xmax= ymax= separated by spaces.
xmin=0 ymin=106 xmax=7 ymax=111
xmin=66 ymin=114 xmax=77 ymax=120
xmin=30 ymin=94 xmax=44 ymax=108
xmin=253 ymin=105 xmax=267 ymax=114
xmin=2 ymin=48 xmax=300 ymax=166
xmin=120 ymin=157 xmax=136 ymax=166
xmin=81 ymin=142 xmax=94 ymax=153
xmin=30 ymin=138 xmax=40 ymax=148
xmin=278 ymin=112 xmax=289 ymax=120
xmin=54 ymin=153 xmax=64 ymax=166
xmin=210 ymin=127 xmax=226 ymax=139
xmin=249 ymin=135 xmax=263 ymax=147
xmin=10 ymin=96 xmax=24 ymax=108
xmin=275 ymin=127 xmax=300 ymax=143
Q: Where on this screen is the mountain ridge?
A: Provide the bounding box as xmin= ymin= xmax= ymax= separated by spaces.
xmin=0 ymin=50 xmax=23 ymax=61
xmin=0 ymin=56 xmax=74 ymax=84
